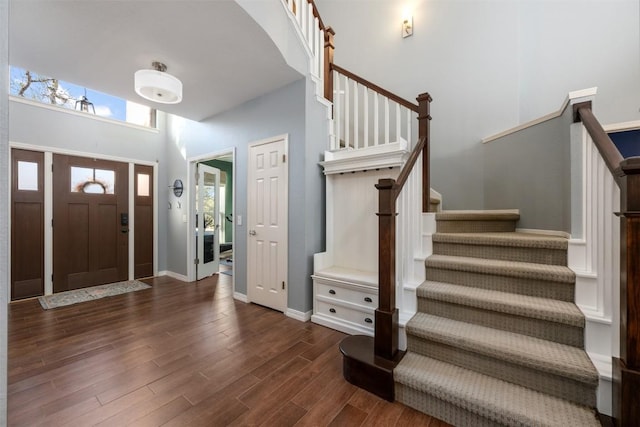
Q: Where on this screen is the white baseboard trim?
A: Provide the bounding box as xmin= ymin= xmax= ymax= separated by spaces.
xmin=311 ymin=314 xmax=373 ymax=336
xmin=158 ymin=270 xmax=189 ymax=282
xmin=286 ymin=308 xmax=312 ymax=322
xmin=233 ymin=292 xmax=248 ymax=303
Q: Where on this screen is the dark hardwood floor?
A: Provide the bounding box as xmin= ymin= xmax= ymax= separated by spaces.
xmin=8 ymin=272 xmax=449 ymax=426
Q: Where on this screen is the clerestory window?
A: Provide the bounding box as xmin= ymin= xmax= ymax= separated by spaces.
xmin=9 ymin=66 xmax=157 ymax=128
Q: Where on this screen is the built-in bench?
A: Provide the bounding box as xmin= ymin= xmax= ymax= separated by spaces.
xmin=311 ymin=266 xmax=378 ymax=336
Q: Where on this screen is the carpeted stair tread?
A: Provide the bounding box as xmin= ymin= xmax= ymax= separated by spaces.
xmin=432 ymin=232 xmax=568 ymax=250
xmin=425 ymin=254 xmax=575 ymax=283
xmin=417 ymin=281 xmax=584 ymax=327
xmin=435 ymin=210 xmax=520 ymax=221
xmin=395 ymin=352 xmax=600 ymax=427
xmin=406 ymin=313 xmax=598 ymax=385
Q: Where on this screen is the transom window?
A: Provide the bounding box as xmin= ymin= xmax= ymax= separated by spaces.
xmin=9 ymin=66 xmax=156 ymax=128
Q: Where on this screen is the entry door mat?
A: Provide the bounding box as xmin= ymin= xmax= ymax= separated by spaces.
xmin=38 ymin=280 xmax=151 ymax=310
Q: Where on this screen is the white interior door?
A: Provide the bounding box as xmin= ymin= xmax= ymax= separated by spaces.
xmin=247 ymin=136 xmax=288 ymax=312
xmin=196 ymin=163 xmax=220 ymax=280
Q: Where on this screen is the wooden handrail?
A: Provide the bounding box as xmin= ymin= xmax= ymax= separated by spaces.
xmin=395 ymin=137 xmax=427 ymax=192
xmin=574 ymin=102 xmax=623 ymax=181
xmin=374 ymin=93 xmax=432 ymax=361
xmin=575 ymin=102 xmax=640 ymax=426
xmin=331 ymin=64 xmax=419 ymax=112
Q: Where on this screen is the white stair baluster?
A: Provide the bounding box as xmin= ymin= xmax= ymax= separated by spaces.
xmin=384 ymin=97 xmax=390 ymax=145
xmin=354 ymin=80 xmax=359 ymax=149
xmin=345 ymin=76 xmax=350 ymax=148
xmin=396 ymin=103 xmax=401 ymax=143
xmin=295 ymin=0 xmax=306 ymax=28
xmin=307 ymin=3 xmax=314 ymax=45
xmin=374 ymin=93 xmax=379 ymax=146
xmin=406 ymin=108 xmax=412 ymax=147
xmin=332 ymin=71 xmax=342 ymax=150
xmin=363 ymin=88 xmax=369 ymax=148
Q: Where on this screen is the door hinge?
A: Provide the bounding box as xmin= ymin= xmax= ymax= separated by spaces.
xmin=282 ymin=154 xmax=286 ymax=163
xmin=194 ymin=258 xmax=199 ymax=265
xmin=51 ymin=219 xmax=53 ymax=227
xmin=195 ymin=171 xmax=200 ymax=181
xmin=282 ymin=281 xmax=285 ymax=290
xmin=51 ymin=274 xmax=53 ymax=282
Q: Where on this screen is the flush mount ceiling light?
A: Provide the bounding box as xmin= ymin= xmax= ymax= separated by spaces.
xmin=134 ymin=61 xmax=183 ymax=104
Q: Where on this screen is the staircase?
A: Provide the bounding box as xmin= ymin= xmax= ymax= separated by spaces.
xmin=394 ymin=211 xmax=602 ymax=426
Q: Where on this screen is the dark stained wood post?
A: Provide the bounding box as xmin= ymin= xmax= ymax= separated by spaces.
xmin=614 ymin=157 xmax=640 ymax=426
xmin=324 ymin=27 xmax=335 ymax=103
xmin=374 ymin=178 xmax=398 ymax=360
xmin=417 ymin=93 xmax=432 ymax=212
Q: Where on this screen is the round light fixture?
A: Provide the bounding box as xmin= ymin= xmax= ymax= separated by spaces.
xmin=134 ymin=61 xmax=182 ymax=104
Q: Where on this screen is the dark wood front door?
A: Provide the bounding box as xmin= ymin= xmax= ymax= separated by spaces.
xmin=134 ymin=164 xmax=154 ymax=278
xmin=11 ymin=149 xmax=45 ymax=300
xmin=53 ymin=154 xmax=128 ymax=292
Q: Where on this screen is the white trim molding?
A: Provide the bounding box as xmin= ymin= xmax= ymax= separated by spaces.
xmin=482 ymin=87 xmax=598 ymax=144
xmin=286 ymin=308 xmax=312 ymax=322
xmin=320 ymin=140 xmax=409 ymax=175
xmin=233 ymin=292 xmax=248 ymax=303
xmin=158 ymin=270 xmax=189 ymax=282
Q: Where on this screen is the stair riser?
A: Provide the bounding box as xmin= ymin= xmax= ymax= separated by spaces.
xmin=425 ymin=268 xmax=575 ymax=301
xmin=436 ymin=220 xmax=516 ymax=233
xmin=433 ymin=242 xmax=567 ymax=266
xmin=418 ymin=298 xmax=584 ymax=347
xmin=395 ymin=384 xmax=502 ymax=427
xmin=406 ymin=335 xmax=597 ymax=407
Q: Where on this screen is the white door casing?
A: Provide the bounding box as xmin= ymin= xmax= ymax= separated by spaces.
xmin=247 ymin=135 xmax=288 ymax=312
xmin=196 ymin=163 xmax=220 ymax=280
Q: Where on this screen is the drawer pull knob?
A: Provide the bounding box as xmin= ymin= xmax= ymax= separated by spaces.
xmin=329 ymin=289 xmax=336 ymax=295
xmin=364 ymin=297 xmax=372 ymax=303
xmin=329 ymin=308 xmax=336 ymax=313
xmin=364 ymin=318 xmax=373 ymax=323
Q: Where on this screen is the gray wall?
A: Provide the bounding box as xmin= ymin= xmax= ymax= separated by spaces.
xmin=483 ymin=107 xmax=573 ymax=232
xmin=1 ymin=0 xmax=9 ymax=421
xmin=8 ymin=101 xmax=170 ymax=272
xmin=165 ymin=78 xmax=322 ymax=313
xmin=315 ymin=0 xmax=640 ymax=211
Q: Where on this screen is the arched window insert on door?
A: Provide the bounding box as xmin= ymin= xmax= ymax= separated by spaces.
xmin=70 ymin=166 xmax=115 ymax=194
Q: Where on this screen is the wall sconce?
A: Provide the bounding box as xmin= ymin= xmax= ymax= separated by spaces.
xmin=169 ymin=179 xmax=183 ymax=197
xmin=402 ymin=15 xmax=413 ymax=38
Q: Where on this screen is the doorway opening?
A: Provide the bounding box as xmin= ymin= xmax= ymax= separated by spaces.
xmin=188 ymin=149 xmax=235 ymax=285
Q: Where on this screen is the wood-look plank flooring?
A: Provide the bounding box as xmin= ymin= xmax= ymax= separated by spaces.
xmin=8 ymin=272 xmax=450 ymax=426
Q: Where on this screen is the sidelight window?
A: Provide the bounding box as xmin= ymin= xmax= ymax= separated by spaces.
xmin=17 ymin=161 xmax=38 ymax=191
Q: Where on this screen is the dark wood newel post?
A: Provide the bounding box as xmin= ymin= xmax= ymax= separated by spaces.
xmin=375 ymin=178 xmax=398 ymax=360
xmin=614 ymin=157 xmax=640 ymax=426
xmin=417 ymin=93 xmax=432 ymax=212
xmin=324 ymin=27 xmax=335 ymax=103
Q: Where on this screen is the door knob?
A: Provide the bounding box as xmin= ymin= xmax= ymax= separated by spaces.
xmin=249 ymin=230 xmax=256 ymax=236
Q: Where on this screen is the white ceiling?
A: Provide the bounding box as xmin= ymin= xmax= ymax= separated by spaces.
xmin=9 ymin=0 xmax=302 ymax=122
